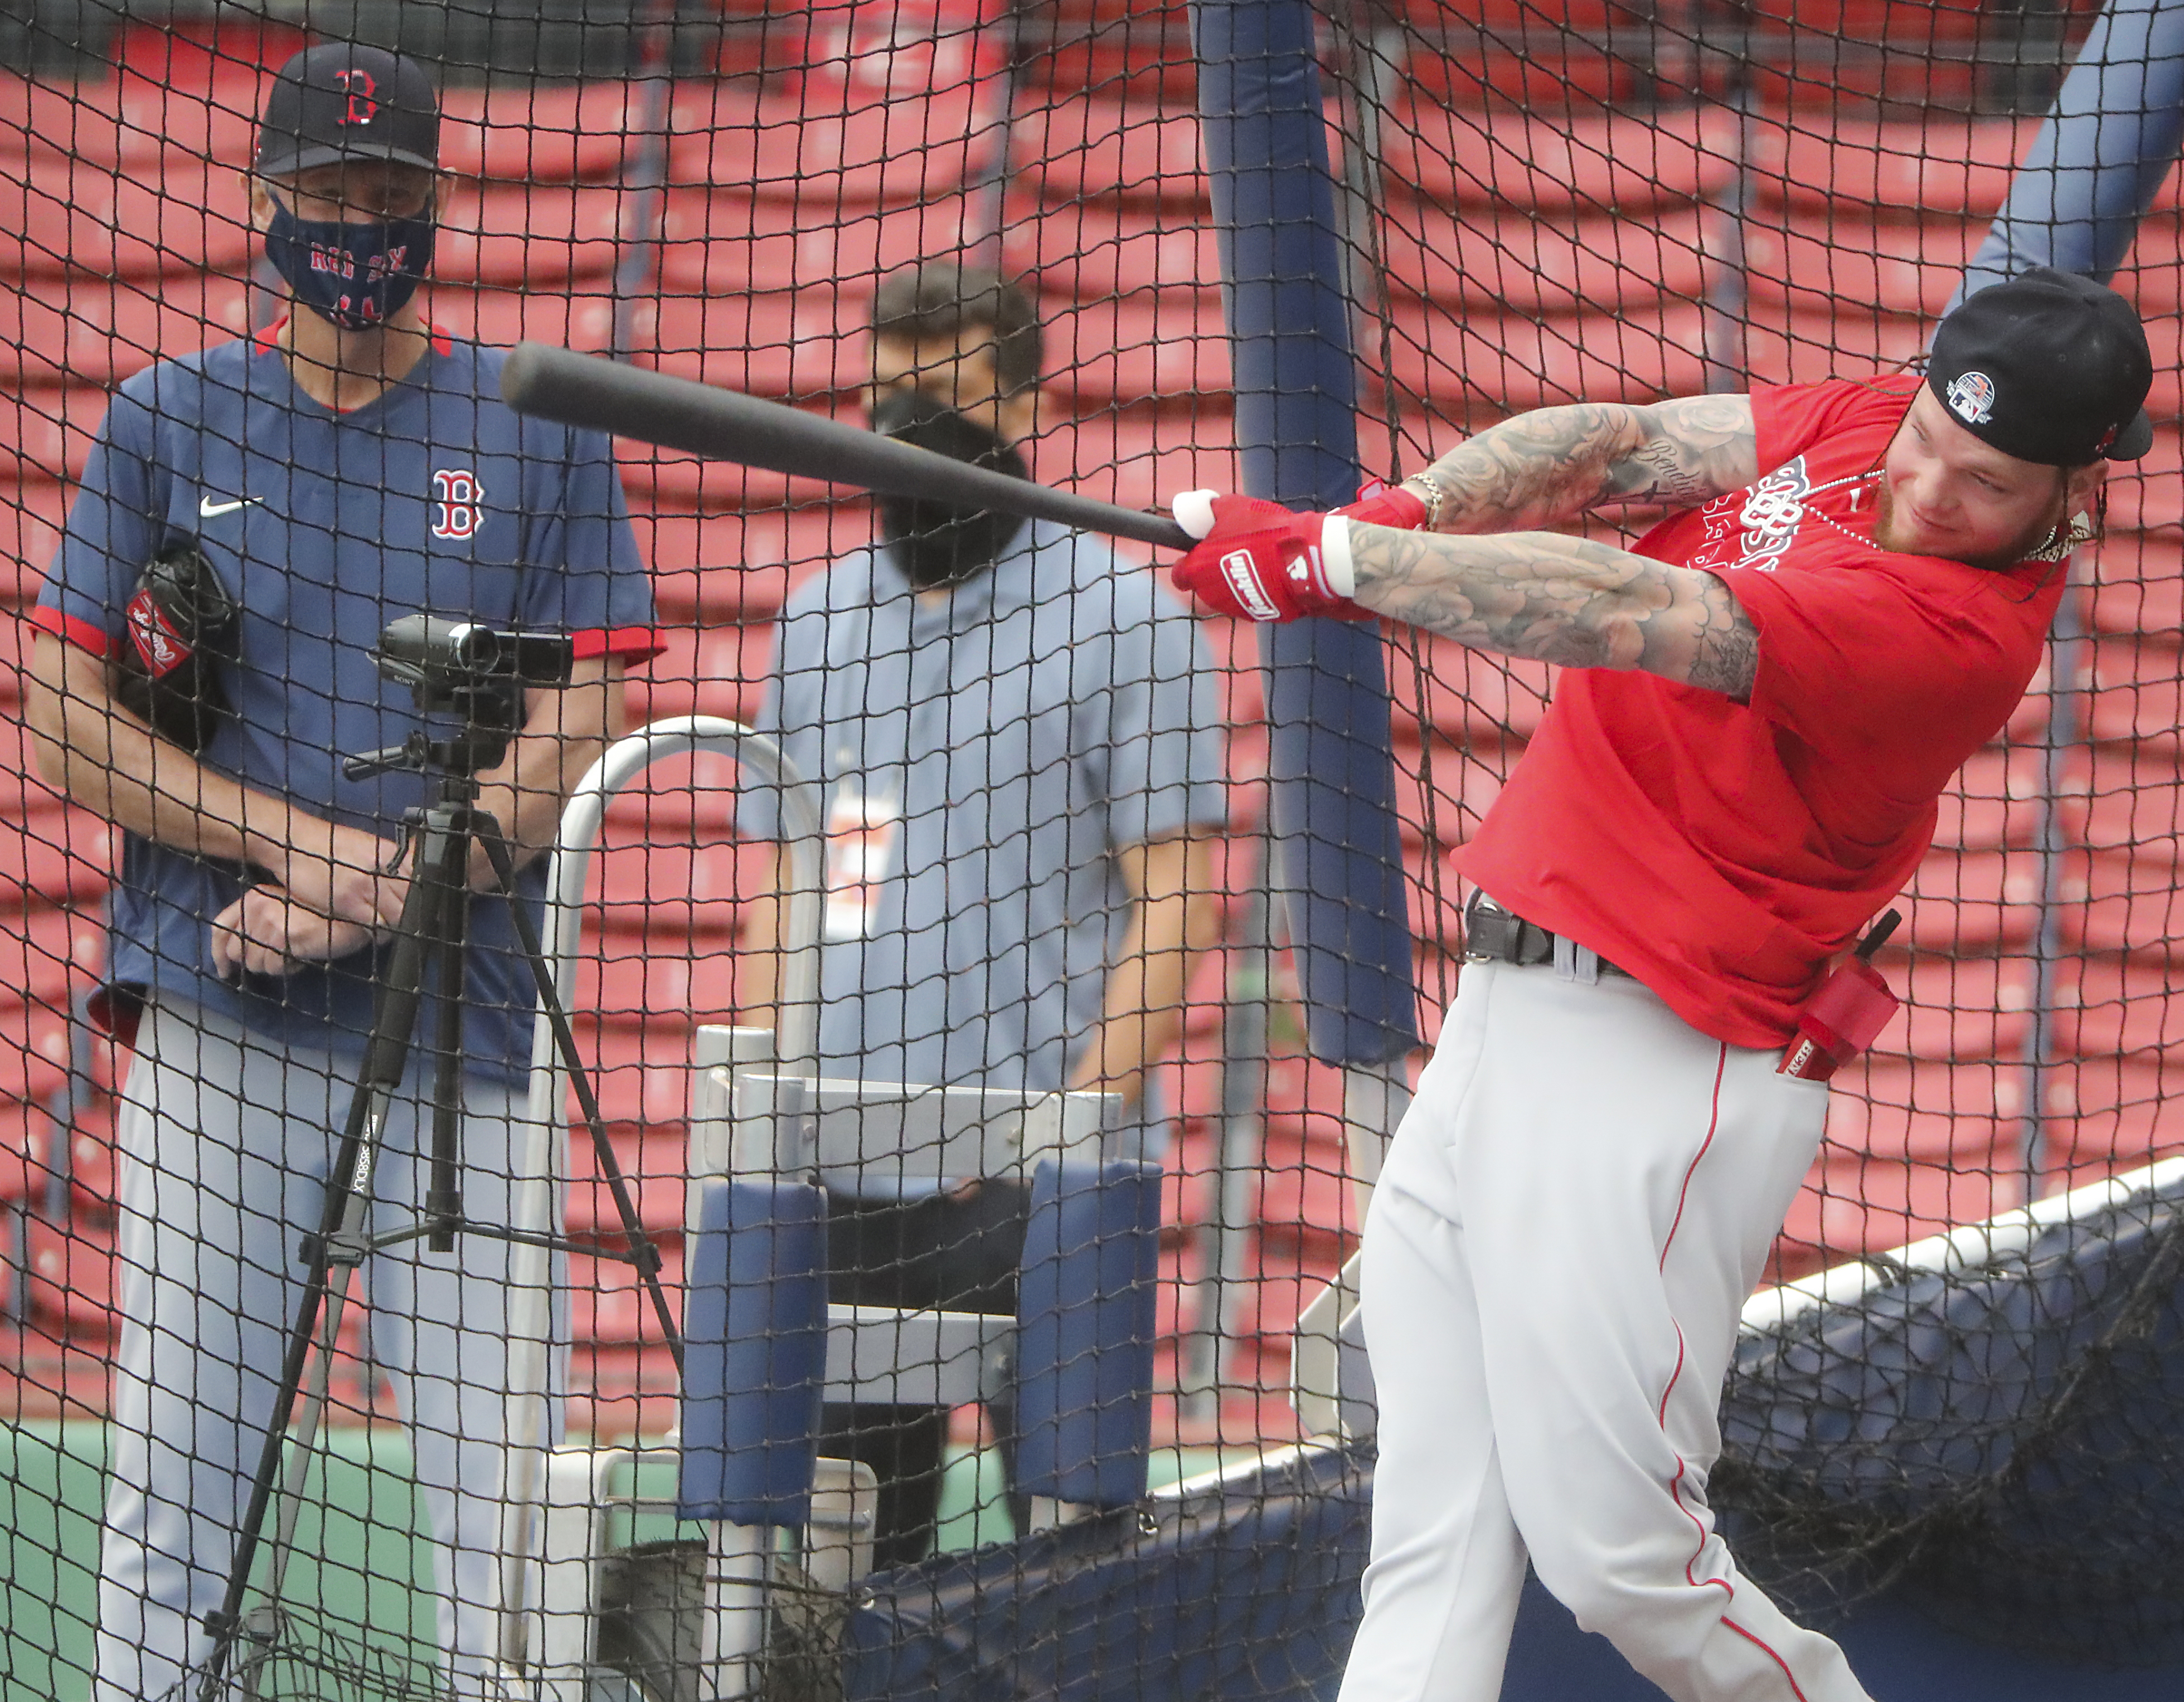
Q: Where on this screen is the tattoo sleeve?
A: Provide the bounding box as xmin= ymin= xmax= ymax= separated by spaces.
xmin=1414 ymin=394 xmax=1760 ymax=533
xmin=1347 ymin=526 xmax=1760 ymax=701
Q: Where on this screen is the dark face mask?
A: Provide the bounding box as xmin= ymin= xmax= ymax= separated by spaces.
xmin=263 ymin=188 xmax=436 ymax=332
xmin=869 ymin=387 xmax=1030 ymax=590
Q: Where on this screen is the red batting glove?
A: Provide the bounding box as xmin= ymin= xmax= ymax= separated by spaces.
xmin=1339 ymin=475 xmax=1430 ymax=531
xmin=1168 ymin=492 xmax=1370 ymax=623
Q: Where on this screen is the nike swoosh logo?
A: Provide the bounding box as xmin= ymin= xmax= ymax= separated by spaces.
xmin=198 ymin=495 xmax=261 ymax=518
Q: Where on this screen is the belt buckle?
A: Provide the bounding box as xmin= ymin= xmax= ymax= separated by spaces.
xmin=1462 ymin=892 xmax=1512 ymax=964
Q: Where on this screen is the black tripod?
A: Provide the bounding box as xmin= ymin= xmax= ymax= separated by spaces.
xmin=196 ymin=639 xmax=685 ymax=1701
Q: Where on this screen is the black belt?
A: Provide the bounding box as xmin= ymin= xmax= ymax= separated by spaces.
xmin=1463 ymin=892 xmax=1632 ymax=979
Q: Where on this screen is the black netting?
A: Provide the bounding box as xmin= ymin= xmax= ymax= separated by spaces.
xmin=2 ymin=0 xmax=2181 ymax=1696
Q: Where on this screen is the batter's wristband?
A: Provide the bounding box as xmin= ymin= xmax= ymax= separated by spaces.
xmin=1319 ymin=514 xmax=1357 ymax=599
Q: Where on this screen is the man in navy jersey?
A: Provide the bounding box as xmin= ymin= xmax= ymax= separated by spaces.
xmin=26 ymin=45 xmax=659 ymax=1700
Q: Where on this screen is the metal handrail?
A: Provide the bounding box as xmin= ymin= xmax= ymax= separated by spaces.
xmin=491 ymin=716 xmax=826 ymax=1676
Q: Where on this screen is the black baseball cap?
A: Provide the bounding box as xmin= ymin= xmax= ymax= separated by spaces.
xmin=1928 ymin=266 xmax=2155 ymax=465
xmin=254 ymin=44 xmax=439 ymax=178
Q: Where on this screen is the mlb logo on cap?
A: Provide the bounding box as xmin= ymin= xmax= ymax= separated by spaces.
xmin=1945 ymin=370 xmax=1997 ymax=427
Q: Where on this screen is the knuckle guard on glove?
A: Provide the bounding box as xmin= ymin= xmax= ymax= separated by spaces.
xmin=111 ymin=538 xmax=239 ymax=753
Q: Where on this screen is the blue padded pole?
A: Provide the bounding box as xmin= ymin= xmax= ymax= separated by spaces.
xmin=1195 ymin=0 xmax=1418 ymax=1066
xmin=678 ymin=1178 xmax=829 ymax=1528
xmin=1955 ymin=0 xmax=2184 ymax=303
xmin=1015 ymin=1160 xmax=1165 ymax=1508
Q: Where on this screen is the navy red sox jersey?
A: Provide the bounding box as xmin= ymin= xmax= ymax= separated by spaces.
xmin=34 ymin=324 xmax=661 ymax=1081
xmin=1461 ymin=375 xmax=2065 ymax=1048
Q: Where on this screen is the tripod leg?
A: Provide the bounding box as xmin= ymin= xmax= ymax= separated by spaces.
xmin=478 ymin=821 xmax=686 ymax=1370
xmin=198 ymin=813 xmax=468 ymax=1702
xmin=426 ymin=878 xmax=471 ymax=1253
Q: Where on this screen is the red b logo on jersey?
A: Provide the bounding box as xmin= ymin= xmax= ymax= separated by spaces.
xmin=337 ymin=69 xmax=378 ymax=127
xmin=432 ymin=469 xmax=485 ymax=540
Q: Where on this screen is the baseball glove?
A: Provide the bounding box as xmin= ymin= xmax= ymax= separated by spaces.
xmin=110 ymin=538 xmax=238 ymax=753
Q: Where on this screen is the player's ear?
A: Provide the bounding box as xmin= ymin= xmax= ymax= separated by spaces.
xmin=246 ymin=172 xmax=276 ymax=235
xmin=2063 ymin=459 xmax=2108 ymax=514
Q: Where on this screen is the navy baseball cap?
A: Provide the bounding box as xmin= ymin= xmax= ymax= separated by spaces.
xmin=254 ymin=44 xmax=439 ymax=178
xmin=1928 ymin=266 xmax=2155 ymax=465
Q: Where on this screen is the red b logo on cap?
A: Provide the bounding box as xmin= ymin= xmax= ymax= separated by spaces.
xmin=337 ymin=68 xmax=378 ymax=127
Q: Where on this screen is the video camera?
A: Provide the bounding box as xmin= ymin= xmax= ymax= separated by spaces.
xmin=348 ymin=614 xmax=579 ymax=780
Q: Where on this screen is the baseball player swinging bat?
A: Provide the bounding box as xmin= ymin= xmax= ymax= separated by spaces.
xmin=497 ymin=341 xmax=1196 ymax=553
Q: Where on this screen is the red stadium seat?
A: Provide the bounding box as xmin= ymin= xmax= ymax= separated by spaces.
xmin=1378 ymin=100 xmax=1736 ymax=213
xmin=433 ymin=182 xmax=626 ymax=288
xmin=0 ymin=385 xmax=111 ymax=488
xmin=585 ymin=841 xmax=745 ymax=967
xmin=1377 ymin=205 xmax=1710 ymax=316
xmin=416 ymin=286 xmax=615 ymax=354
xmin=0 ymin=795 xmax=114 ymax=910
xmin=618 ymin=444 xmax=832 ymax=514
xmin=1 ymin=481 xmax=67 ymax=607
xmin=2102 ymin=434 xmax=2182 ymax=534
xmin=653 ymin=186 xmax=981 ymax=299
xmin=1036 ymin=292 xmax=1230 ymax=406
xmin=624 ymin=624 xmax=776 ymax=738
xmin=1876 ymin=954 xmax=2036 ymax=1063
xmin=1738 ymin=213 xmax=1977 ymax=318
xmin=1772 ymin=1147 xmax=2010 ymax=1277
xmin=24 ymin=1216 xmax=116 ymax=1344
xmin=1011 ymin=97 xmax=1210 ymax=209
xmin=439 ymin=82 xmax=642 ymax=183
xmin=0 ymin=274 xmax=252 ymax=387
xmin=1740 ymin=304 xmax=1928 ymax=388
xmin=2070 ymin=750 xmax=2184 ymax=855
xmin=1899 ymin=848 xmax=2040 ymax=953
xmin=562 ymin=1120 xmax=690 ymax=1241
xmin=634 ymin=505 xmax=866 ymax=624
xmin=565 ymin=1242 xmax=687 ymax=1349
xmin=1744 ymin=0 xmax=1991 ymax=36
xmin=2085 ymin=535 xmax=2183 ymax=637
xmin=664 ymin=88 xmax=1003 ymax=203
xmin=2047 ymin=957 xmax=2184 ymax=1064
xmin=1934 ymin=745 xmax=2049 ymax=854
xmin=1022 ymin=406 xmax=1240 ymax=521
xmin=1746 ymin=116 xmax=2033 ymax=217
xmin=2062 ymin=849 xmax=2184 ymax=957
xmin=635 ymin=290 xmax=867 ymax=401
xmin=1834 ymin=1053 xmax=2018 ymax=1154
xmin=1002 ymin=198 xmax=1223 ymax=305
xmin=2084 ymin=634 xmax=2184 ymax=755
xmin=0 ymin=155 xmax=254 ymax=281
xmin=1386 ymin=299 xmax=1711 ymax=414
xmin=2037 ymin=1060 xmax=2184 ymax=1175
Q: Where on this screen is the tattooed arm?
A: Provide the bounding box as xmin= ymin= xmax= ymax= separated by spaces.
xmin=1346 ymin=524 xmax=1760 ymax=701
xmin=1402 ymin=395 xmax=1760 ymax=533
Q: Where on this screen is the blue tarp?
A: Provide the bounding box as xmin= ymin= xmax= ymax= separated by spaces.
xmin=843 ymin=1442 xmax=1373 ymax=1702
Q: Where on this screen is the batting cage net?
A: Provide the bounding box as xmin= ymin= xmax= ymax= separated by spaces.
xmin=2 ymin=0 xmax=2181 ymax=1698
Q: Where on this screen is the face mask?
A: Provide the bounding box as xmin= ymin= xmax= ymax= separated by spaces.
xmin=870 ymin=387 xmax=1030 ymax=591
xmin=263 ymin=189 xmax=436 ymax=331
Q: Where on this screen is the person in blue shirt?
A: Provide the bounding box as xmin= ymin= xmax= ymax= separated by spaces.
xmin=25 ymin=46 xmax=658 ymax=1700
xmin=739 ymin=262 xmax=1229 ymax=1562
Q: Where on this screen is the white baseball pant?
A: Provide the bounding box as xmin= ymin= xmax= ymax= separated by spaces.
xmin=94 ymin=999 xmax=535 ymax=1702
xmin=1338 ymin=955 xmax=1873 ymax=1702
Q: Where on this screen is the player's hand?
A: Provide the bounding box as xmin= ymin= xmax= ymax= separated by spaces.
xmin=275 ymin=818 xmax=409 ymax=931
xmin=1167 ymin=492 xmax=1371 ymax=623
xmin=210 ymin=886 xmax=380 ymax=979
xmin=1340 ymin=475 xmax=1431 ymax=531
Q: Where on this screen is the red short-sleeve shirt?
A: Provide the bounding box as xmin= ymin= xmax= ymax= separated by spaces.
xmin=1456 ymin=374 xmax=2066 ymax=1048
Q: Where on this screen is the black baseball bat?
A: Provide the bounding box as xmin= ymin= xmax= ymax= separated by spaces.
xmin=498 ymin=342 xmax=1196 ymax=553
